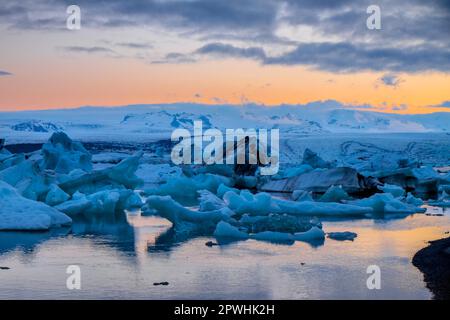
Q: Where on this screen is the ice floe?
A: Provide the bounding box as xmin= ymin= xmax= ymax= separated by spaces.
xmin=327 ymin=231 xmax=358 ymax=241
xmin=0 ymin=181 xmax=71 ymax=231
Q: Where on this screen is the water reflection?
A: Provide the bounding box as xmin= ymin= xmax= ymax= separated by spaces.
xmin=0 ymin=228 xmax=70 ymax=255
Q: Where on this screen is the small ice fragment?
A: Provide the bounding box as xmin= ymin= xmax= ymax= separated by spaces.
xmin=214 ymin=221 xmax=249 ymax=240
xmin=327 ymin=232 xmax=358 ymax=241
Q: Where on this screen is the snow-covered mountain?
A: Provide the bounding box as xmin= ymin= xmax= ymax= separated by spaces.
xmin=10 ymin=120 xmax=64 ymax=133
xmin=0 ymin=102 xmax=449 ymax=143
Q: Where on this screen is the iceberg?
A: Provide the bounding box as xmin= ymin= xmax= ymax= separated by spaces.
xmin=213 ymin=221 xmax=249 ymax=240
xmin=261 ymin=167 xmax=379 ymax=194
xmin=319 ymin=185 xmax=351 ymax=202
xmin=0 ymin=181 xmax=71 ymax=231
xmin=273 ymin=198 xmax=373 ymax=216
xmin=223 ymin=190 xmax=277 ymax=216
xmin=54 ymin=196 xmax=92 ymax=216
xmin=40 ymin=132 xmax=92 ymax=174
xmin=349 ymin=193 xmax=425 ymax=214
xmin=374 ymin=166 xmax=440 ymax=194
xmin=198 ymin=190 xmax=227 ymax=211
xmin=58 ymin=152 xmax=144 ymax=195
xmin=0 ymin=160 xmax=55 ymax=201
xmin=45 ymin=184 xmax=70 ymax=206
xmin=293 ymin=226 xmax=325 ymax=241
xmin=405 ymin=192 xmax=424 ymax=206
xmin=136 ymin=163 xmax=182 ymax=185
xmin=291 ymin=190 xmax=314 ymax=202
xmin=146 ymin=174 xmax=232 ymax=200
xmin=223 ymin=188 xmax=372 ymax=217
xmin=0 ymin=152 xmax=25 ymax=171
xmin=429 ymin=191 xmax=450 ymax=207
xmin=378 ymin=184 xmax=405 ymax=198
xmin=55 ymin=189 xmax=143 ymax=218
xmin=217 ymin=183 xmax=239 ymax=198
xmin=144 ymin=195 xmax=234 ymax=231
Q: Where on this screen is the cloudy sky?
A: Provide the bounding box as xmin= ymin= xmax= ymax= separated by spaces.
xmin=0 ymin=0 xmax=449 ymax=112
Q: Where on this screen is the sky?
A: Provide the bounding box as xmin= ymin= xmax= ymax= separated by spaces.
xmin=0 ymin=0 xmax=449 ymax=113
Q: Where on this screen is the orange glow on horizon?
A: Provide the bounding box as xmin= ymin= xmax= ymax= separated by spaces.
xmin=1 ymin=58 xmax=449 ymax=114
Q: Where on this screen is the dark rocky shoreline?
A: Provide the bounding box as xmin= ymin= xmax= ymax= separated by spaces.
xmin=412 ymin=236 xmax=450 ymax=300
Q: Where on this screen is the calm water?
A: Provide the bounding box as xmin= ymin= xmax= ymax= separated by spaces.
xmin=0 ymin=206 xmax=449 ymax=300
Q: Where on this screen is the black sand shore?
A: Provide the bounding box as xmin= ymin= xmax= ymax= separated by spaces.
xmin=413 ymin=237 xmax=450 ymax=300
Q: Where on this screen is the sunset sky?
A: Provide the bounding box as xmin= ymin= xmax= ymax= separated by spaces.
xmin=0 ymin=0 xmax=449 ymax=113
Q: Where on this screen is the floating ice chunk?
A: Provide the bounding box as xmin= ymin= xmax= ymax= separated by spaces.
xmin=45 ymin=184 xmax=70 ymax=206
xmin=378 ymin=183 xmax=405 ymax=198
xmin=405 ymin=192 xmax=424 ymax=206
xmin=58 ymin=152 xmax=144 ymax=195
xmin=104 ymin=151 xmax=143 ymax=189
xmin=440 ymin=191 xmax=450 ymax=201
xmin=375 ymin=166 xmax=440 ymax=194
xmin=251 ymin=231 xmax=294 ymax=242
xmin=319 ymin=185 xmax=350 ymax=202
xmin=214 ymin=221 xmax=249 ymax=240
xmin=217 ymin=183 xmax=239 ymax=198
xmin=301 ymin=149 xmax=336 ymax=169
xmin=350 ymin=193 xmax=425 ymax=214
xmin=293 ymin=226 xmax=325 ymax=241
xmin=428 ymin=191 xmax=450 ymax=207
xmin=145 ymin=195 xmax=233 ymax=228
xmin=272 ymin=198 xmax=373 ymax=216
xmin=122 ymin=192 xmax=143 ymax=210
xmin=147 ymin=174 xmax=232 ymax=200
xmin=224 ymin=189 xmax=371 ymax=216
xmin=291 ymin=190 xmax=314 ymax=202
xmin=327 ymin=231 xmax=358 ymax=241
xmin=261 ymin=167 xmax=378 ymax=194
xmin=136 ymin=163 xmax=182 ymax=185
xmin=0 ymin=153 xmax=25 ymax=171
xmin=0 ymin=160 xmax=55 ymax=200
xmin=198 ymin=190 xmax=227 ymax=211
xmin=223 ymin=191 xmax=277 ymax=216
xmin=412 ymin=166 xmax=439 ymax=181
xmin=0 ymin=181 xmax=71 ymax=231
xmin=54 ymin=196 xmax=91 ymax=216
xmin=40 ymin=132 xmax=92 ymax=174
xmin=55 ymin=189 xmax=142 ymax=218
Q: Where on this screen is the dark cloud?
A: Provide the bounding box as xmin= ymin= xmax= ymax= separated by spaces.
xmin=190 ymin=42 xmax=450 ymax=73
xmin=0 ymin=70 xmax=12 ymax=76
xmin=152 ymin=52 xmax=196 ymax=64
xmin=61 ymin=46 xmax=116 ymax=54
xmin=378 ymin=74 xmax=402 ymax=87
xmin=1 ymin=0 xmax=449 ymax=73
xmin=115 ymin=42 xmax=153 ymax=49
xmin=265 ymin=43 xmax=450 ymax=72
xmin=196 ymin=43 xmax=266 ymax=60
